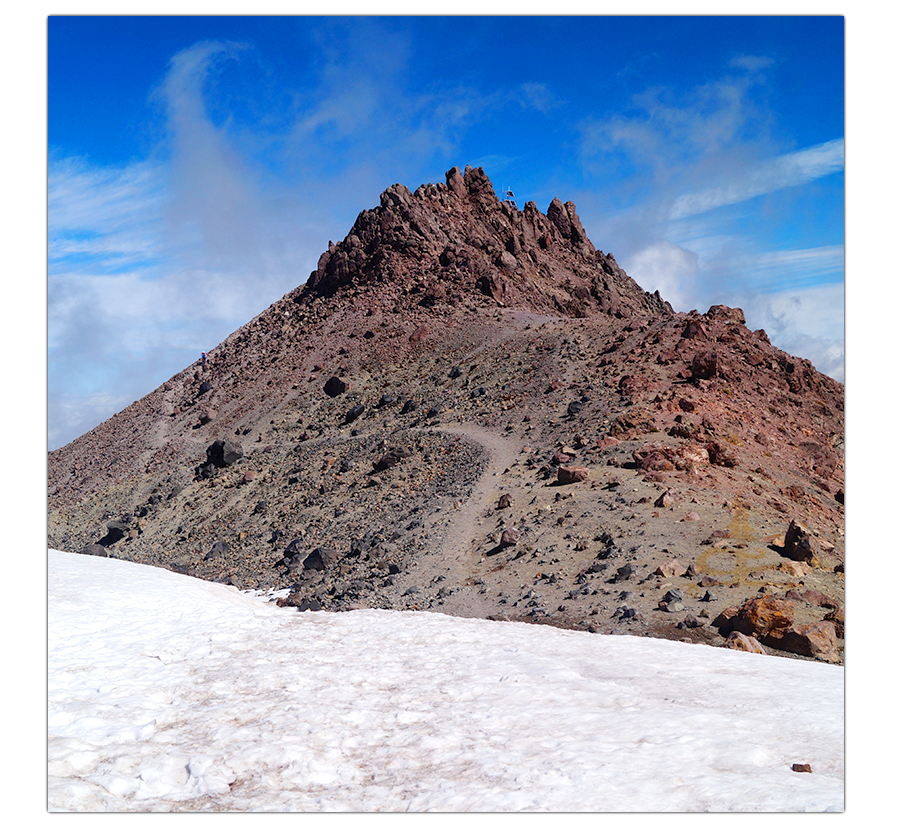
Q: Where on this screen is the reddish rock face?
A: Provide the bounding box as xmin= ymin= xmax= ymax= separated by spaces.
xmin=556 ymin=466 xmax=590 ymax=485
xmin=303 ymin=165 xmax=672 ymax=321
xmin=771 ymin=621 xmax=840 ymax=663
xmin=733 ymin=595 xmax=795 ymax=638
xmin=636 ymin=449 xmax=675 ymax=472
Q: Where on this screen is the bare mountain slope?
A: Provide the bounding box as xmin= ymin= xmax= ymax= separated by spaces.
xmin=48 ymin=166 xmax=844 ymax=662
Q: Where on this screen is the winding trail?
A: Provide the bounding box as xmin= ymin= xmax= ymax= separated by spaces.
xmin=428 ymin=423 xmax=522 ymax=587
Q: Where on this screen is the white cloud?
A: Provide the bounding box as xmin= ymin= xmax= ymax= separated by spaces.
xmin=736 ymin=282 xmax=845 ymax=382
xmin=625 ymin=241 xmax=701 ymax=312
xmin=48 ymin=41 xmax=331 ymax=449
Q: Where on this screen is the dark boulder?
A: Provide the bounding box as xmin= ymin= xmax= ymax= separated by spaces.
xmin=690 ymin=350 xmax=719 ymax=380
xmin=303 ymin=547 xmax=341 ymax=572
xmin=784 ymin=520 xmax=821 ymax=565
xmin=345 ymin=404 xmax=365 ymax=423
xmin=324 ymin=376 xmax=349 ymax=397
xmin=205 ymin=438 xmax=244 ymax=469
xmin=97 ymin=518 xmax=129 ymax=547
xmin=499 ymin=528 xmax=520 ymax=548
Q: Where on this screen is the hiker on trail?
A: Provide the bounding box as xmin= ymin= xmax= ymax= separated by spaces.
xmin=201 ymin=352 xmax=208 ymax=368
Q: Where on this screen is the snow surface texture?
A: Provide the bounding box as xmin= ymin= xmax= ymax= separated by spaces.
xmin=48 ymin=550 xmax=844 ymax=812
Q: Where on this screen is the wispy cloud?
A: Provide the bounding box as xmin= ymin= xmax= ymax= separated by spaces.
xmin=670 ymin=139 xmax=845 ymax=219
xmin=48 ymin=155 xmax=167 ymax=272
xmin=728 ymin=54 xmax=776 ymax=73
xmin=578 ymin=62 xmax=775 ymax=186
xmin=514 ymin=82 xmax=561 ymax=114
xmin=707 ymin=245 xmax=845 ymax=291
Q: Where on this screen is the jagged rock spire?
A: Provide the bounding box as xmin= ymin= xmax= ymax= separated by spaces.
xmin=304 ymin=166 xmax=672 ymax=319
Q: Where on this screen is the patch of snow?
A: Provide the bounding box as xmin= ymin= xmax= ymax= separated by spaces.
xmin=48 ymin=550 xmax=843 ymax=811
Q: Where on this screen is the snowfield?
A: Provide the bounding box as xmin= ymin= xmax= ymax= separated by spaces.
xmin=47 ymin=549 xmax=844 ymax=812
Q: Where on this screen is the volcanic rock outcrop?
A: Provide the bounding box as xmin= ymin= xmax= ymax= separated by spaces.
xmin=306 ymin=165 xmax=671 ymax=321
xmin=48 ymin=166 xmax=845 ymax=662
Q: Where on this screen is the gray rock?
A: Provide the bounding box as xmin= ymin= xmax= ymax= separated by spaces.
xmin=373 ymin=445 xmax=412 ymax=472
xmin=205 ymin=540 xmax=230 ymax=560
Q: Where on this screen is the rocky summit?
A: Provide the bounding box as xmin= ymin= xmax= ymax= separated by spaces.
xmin=48 ymin=165 xmax=845 ymax=663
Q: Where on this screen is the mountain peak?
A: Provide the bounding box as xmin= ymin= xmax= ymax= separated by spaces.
xmin=303 ymin=166 xmax=672 ymax=319
xmin=47 ymin=166 xmax=843 ymax=664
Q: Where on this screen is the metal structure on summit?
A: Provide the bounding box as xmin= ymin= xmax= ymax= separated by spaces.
xmin=501 ymin=186 xmax=518 ymax=210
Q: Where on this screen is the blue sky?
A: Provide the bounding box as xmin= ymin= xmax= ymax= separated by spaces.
xmin=47 ymin=14 xmax=846 ymax=450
